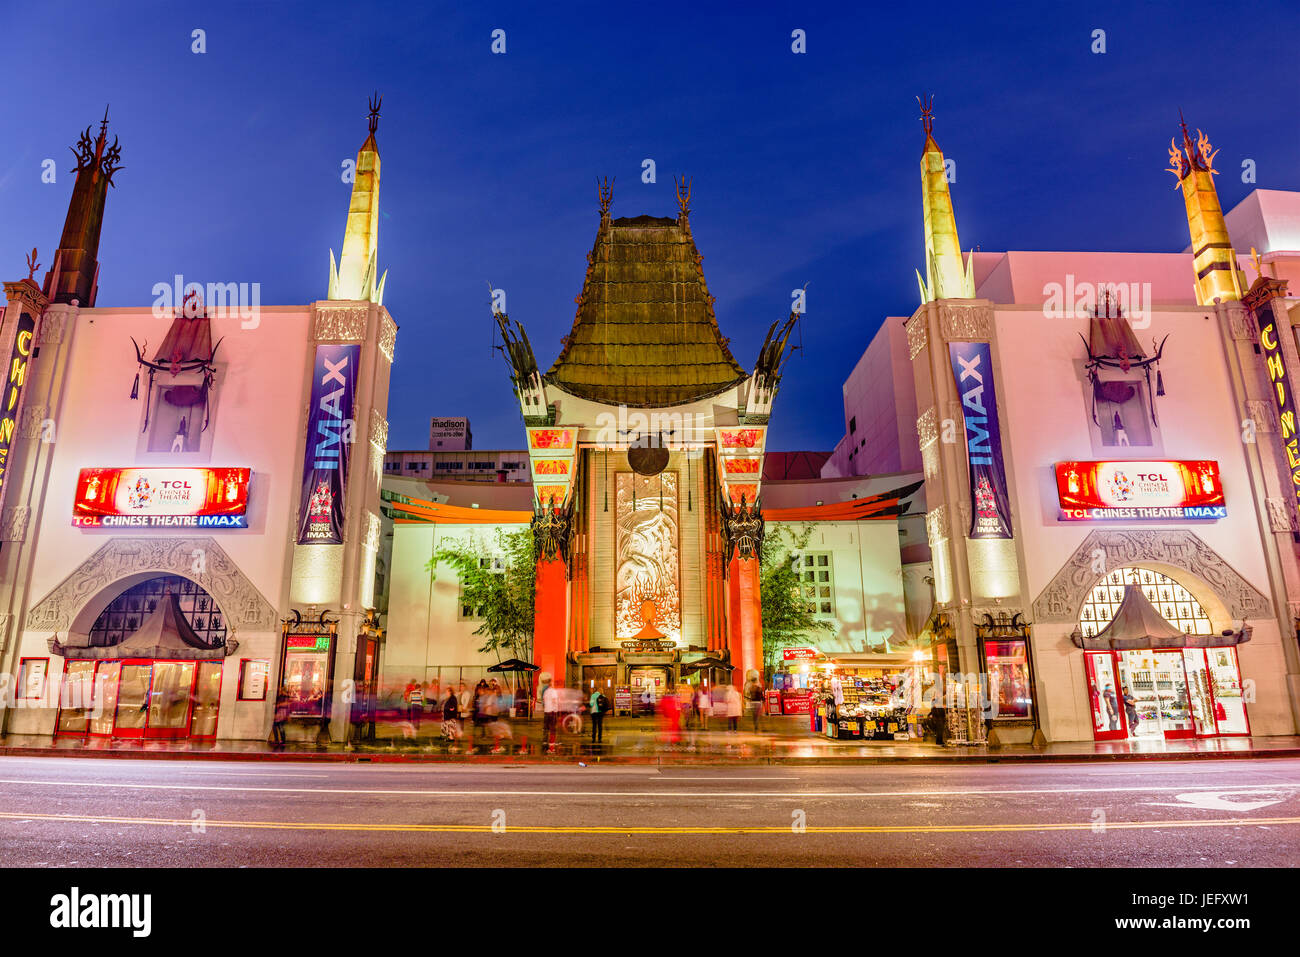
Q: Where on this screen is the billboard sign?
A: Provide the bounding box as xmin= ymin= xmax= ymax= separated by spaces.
xmin=1055 ymin=460 xmax=1225 ymax=520
xmin=73 ymin=467 xmax=251 ymax=528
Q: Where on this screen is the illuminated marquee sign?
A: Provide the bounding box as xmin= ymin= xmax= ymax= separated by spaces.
xmin=73 ymin=467 xmax=251 ymax=528
xmin=1255 ymin=311 xmax=1300 ymax=524
xmin=1055 ymin=460 xmax=1225 ymax=521
xmin=783 ymin=647 xmax=819 ymax=661
xmin=0 ymin=312 xmax=35 ymax=507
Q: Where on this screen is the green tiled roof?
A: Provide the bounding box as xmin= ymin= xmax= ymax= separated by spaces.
xmin=545 ymin=215 xmax=747 ymax=408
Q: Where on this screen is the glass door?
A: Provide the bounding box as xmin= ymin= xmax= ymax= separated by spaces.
xmin=1084 ymin=652 xmax=1127 ymax=741
xmin=1151 ymin=650 xmax=1194 ymax=739
xmin=114 ymin=663 xmax=152 ymax=736
xmin=189 ymin=662 xmax=223 ymax=738
xmin=88 ymin=662 xmax=122 ymax=737
xmin=146 ymin=661 xmax=196 ymax=738
xmin=1207 ymin=647 xmax=1250 ymax=735
xmin=1116 ymin=652 xmax=1163 ymax=740
xmin=1182 ymin=649 xmax=1218 ymax=737
xmin=54 ymin=661 xmax=97 ymax=736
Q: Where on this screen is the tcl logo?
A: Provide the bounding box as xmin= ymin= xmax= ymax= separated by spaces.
xmin=1136 ymin=473 xmax=1168 ymax=482
xmin=158 ymin=481 xmax=194 ymax=490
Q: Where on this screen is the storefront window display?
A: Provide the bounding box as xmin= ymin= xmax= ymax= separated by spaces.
xmin=1077 ymin=565 xmax=1249 ymax=741
xmin=55 ymin=658 xmax=223 ymax=739
xmin=982 ymin=639 xmax=1032 ymax=719
xmin=281 ymin=633 xmax=334 ymax=718
xmin=1083 ymin=647 xmax=1249 ymax=741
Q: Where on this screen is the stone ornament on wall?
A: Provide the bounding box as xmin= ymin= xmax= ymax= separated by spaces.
xmin=36 ymin=311 xmax=65 ymax=345
xmin=377 ymin=310 xmax=397 ymax=363
xmin=1266 ymin=497 xmax=1296 ymax=533
xmin=907 ymin=314 xmax=928 ymax=360
xmin=17 ymin=405 xmax=49 ymax=439
xmin=1245 ymin=399 xmax=1277 ymax=433
xmin=0 ymin=506 xmax=30 ymax=542
xmin=1228 ymin=310 xmax=1256 ymax=343
xmin=939 ymin=303 xmax=993 ymax=341
xmin=926 ymin=507 xmax=949 ymax=546
xmin=369 ymin=410 xmax=389 ymax=451
xmin=363 ymin=511 xmax=382 ymax=552
xmin=1031 ymin=529 xmax=1271 ymax=623
xmin=26 ymin=537 xmax=279 ymax=634
xmin=312 ymin=304 xmax=369 ymax=342
xmin=917 ymin=406 xmax=938 ymax=447
xmin=0 ymin=612 xmax=11 ymax=652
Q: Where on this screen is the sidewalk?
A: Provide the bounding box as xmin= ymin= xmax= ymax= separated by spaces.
xmin=3 ymin=715 xmax=1299 ymax=765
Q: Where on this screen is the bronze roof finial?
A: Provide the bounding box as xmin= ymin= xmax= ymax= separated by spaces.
xmin=674 ymin=174 xmax=692 ymax=222
xmin=368 ymin=92 xmax=382 ymax=135
xmin=597 ymin=176 xmax=614 ymax=220
xmin=25 ymin=247 xmax=39 ymax=283
xmin=918 ymin=94 xmax=935 ymax=135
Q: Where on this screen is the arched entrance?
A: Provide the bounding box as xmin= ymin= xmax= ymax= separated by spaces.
xmin=53 ymin=575 xmax=234 ymax=740
xmin=1074 ymin=565 xmax=1250 ymax=742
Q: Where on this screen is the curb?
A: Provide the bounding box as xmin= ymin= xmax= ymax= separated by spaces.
xmin=2 ymin=744 xmax=1297 ymax=767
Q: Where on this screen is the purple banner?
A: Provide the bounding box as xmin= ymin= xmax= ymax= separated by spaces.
xmin=949 ymin=341 xmax=1013 ymax=539
xmin=296 ymin=343 xmax=359 ymax=545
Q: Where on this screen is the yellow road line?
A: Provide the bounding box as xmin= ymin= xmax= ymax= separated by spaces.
xmin=2 ymin=810 xmax=1299 ymax=835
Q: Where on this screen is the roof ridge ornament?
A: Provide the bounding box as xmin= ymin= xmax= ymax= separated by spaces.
xmin=597 ymin=175 xmax=614 ymax=224
xmin=674 ymin=174 xmax=692 ymax=226
xmin=25 ymin=247 xmax=39 ymax=283
xmin=917 ymin=93 xmax=934 ymax=135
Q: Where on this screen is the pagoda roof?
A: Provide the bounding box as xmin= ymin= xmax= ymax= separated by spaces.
xmin=52 ymin=593 xmax=231 ymax=660
xmin=545 ymin=214 xmax=748 ymax=408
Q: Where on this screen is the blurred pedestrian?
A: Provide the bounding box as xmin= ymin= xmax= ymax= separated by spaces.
xmin=725 ymin=683 xmax=742 ymax=732
xmin=695 ymin=684 xmax=713 ymax=731
xmin=270 ymin=690 xmax=289 ymax=749
xmin=589 ymin=685 xmax=608 ymax=743
xmin=542 ymin=677 xmax=560 ymax=750
xmin=743 ymin=672 xmax=764 ymax=733
xmin=441 ymin=685 xmax=463 ymax=748
xmin=402 ymin=677 xmax=424 ymax=742
xmin=660 ymin=684 xmax=681 ymax=744
xmin=457 ymin=681 xmax=471 ymax=724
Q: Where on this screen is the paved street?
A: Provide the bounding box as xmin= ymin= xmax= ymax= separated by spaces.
xmin=1 ymin=756 xmax=1297 ymax=866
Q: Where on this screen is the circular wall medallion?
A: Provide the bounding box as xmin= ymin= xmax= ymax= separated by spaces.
xmin=627 ymin=438 xmax=669 ymax=476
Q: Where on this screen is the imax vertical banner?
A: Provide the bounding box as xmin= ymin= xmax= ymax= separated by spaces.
xmin=949 ymin=341 xmax=1013 ymax=539
xmin=296 ymin=343 xmax=359 ymax=545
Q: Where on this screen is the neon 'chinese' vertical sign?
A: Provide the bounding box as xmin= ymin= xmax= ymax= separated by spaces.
xmin=0 ymin=311 xmax=35 ymax=507
xmin=1256 ymin=311 xmax=1300 ymax=523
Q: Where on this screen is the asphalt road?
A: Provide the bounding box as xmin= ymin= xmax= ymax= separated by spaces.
xmin=1 ymin=756 xmax=1298 ymax=866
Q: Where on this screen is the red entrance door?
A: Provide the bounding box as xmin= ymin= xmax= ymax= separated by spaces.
xmin=1084 ymin=651 xmax=1128 ymax=741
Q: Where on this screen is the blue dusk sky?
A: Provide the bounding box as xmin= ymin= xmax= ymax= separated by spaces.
xmin=2 ymin=1 xmax=1298 ymax=453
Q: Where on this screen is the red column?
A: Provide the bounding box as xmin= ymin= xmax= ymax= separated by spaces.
xmin=533 ymin=557 xmax=567 ymax=686
xmin=735 ymin=555 xmax=763 ymax=689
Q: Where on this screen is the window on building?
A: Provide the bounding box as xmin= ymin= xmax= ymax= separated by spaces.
xmin=458 ymin=556 xmax=505 ymax=619
xmin=88 ymin=575 xmax=227 ymax=648
xmin=1078 ymin=566 xmax=1212 ymax=638
xmin=791 ymin=552 xmax=835 ymax=618
xmin=848 ymin=416 xmax=857 ymax=434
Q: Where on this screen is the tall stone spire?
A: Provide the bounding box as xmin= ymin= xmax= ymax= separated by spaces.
xmin=916 ymin=96 xmax=974 ymax=304
xmin=1167 ymin=113 xmax=1246 ymax=305
xmin=44 ymin=107 xmax=122 ymax=306
xmin=328 ymin=93 xmax=386 ymax=304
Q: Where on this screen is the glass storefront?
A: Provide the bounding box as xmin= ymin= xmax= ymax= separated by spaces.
xmin=1084 ymin=647 xmax=1249 ymax=741
xmin=55 ymin=658 xmax=224 ymax=739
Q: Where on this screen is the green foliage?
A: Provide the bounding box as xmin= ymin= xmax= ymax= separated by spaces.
xmin=427 ymin=528 xmax=535 ymax=663
xmin=759 ymin=523 xmax=833 ymax=675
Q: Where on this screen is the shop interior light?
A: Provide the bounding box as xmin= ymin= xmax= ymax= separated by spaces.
xmin=912 ymin=650 xmax=925 ymax=662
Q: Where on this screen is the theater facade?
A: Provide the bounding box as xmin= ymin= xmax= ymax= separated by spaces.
xmin=0 ymin=104 xmax=396 ymax=742
xmin=829 ymin=107 xmax=1300 ymax=743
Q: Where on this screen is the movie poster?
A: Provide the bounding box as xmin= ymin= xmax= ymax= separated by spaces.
xmin=949 ymin=341 xmax=1013 ymax=539
xmin=296 ymin=343 xmax=359 ymax=545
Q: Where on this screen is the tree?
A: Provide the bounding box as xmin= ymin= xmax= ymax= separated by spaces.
xmin=427 ymin=528 xmax=535 ymax=664
xmin=760 ymin=522 xmax=833 ymax=676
